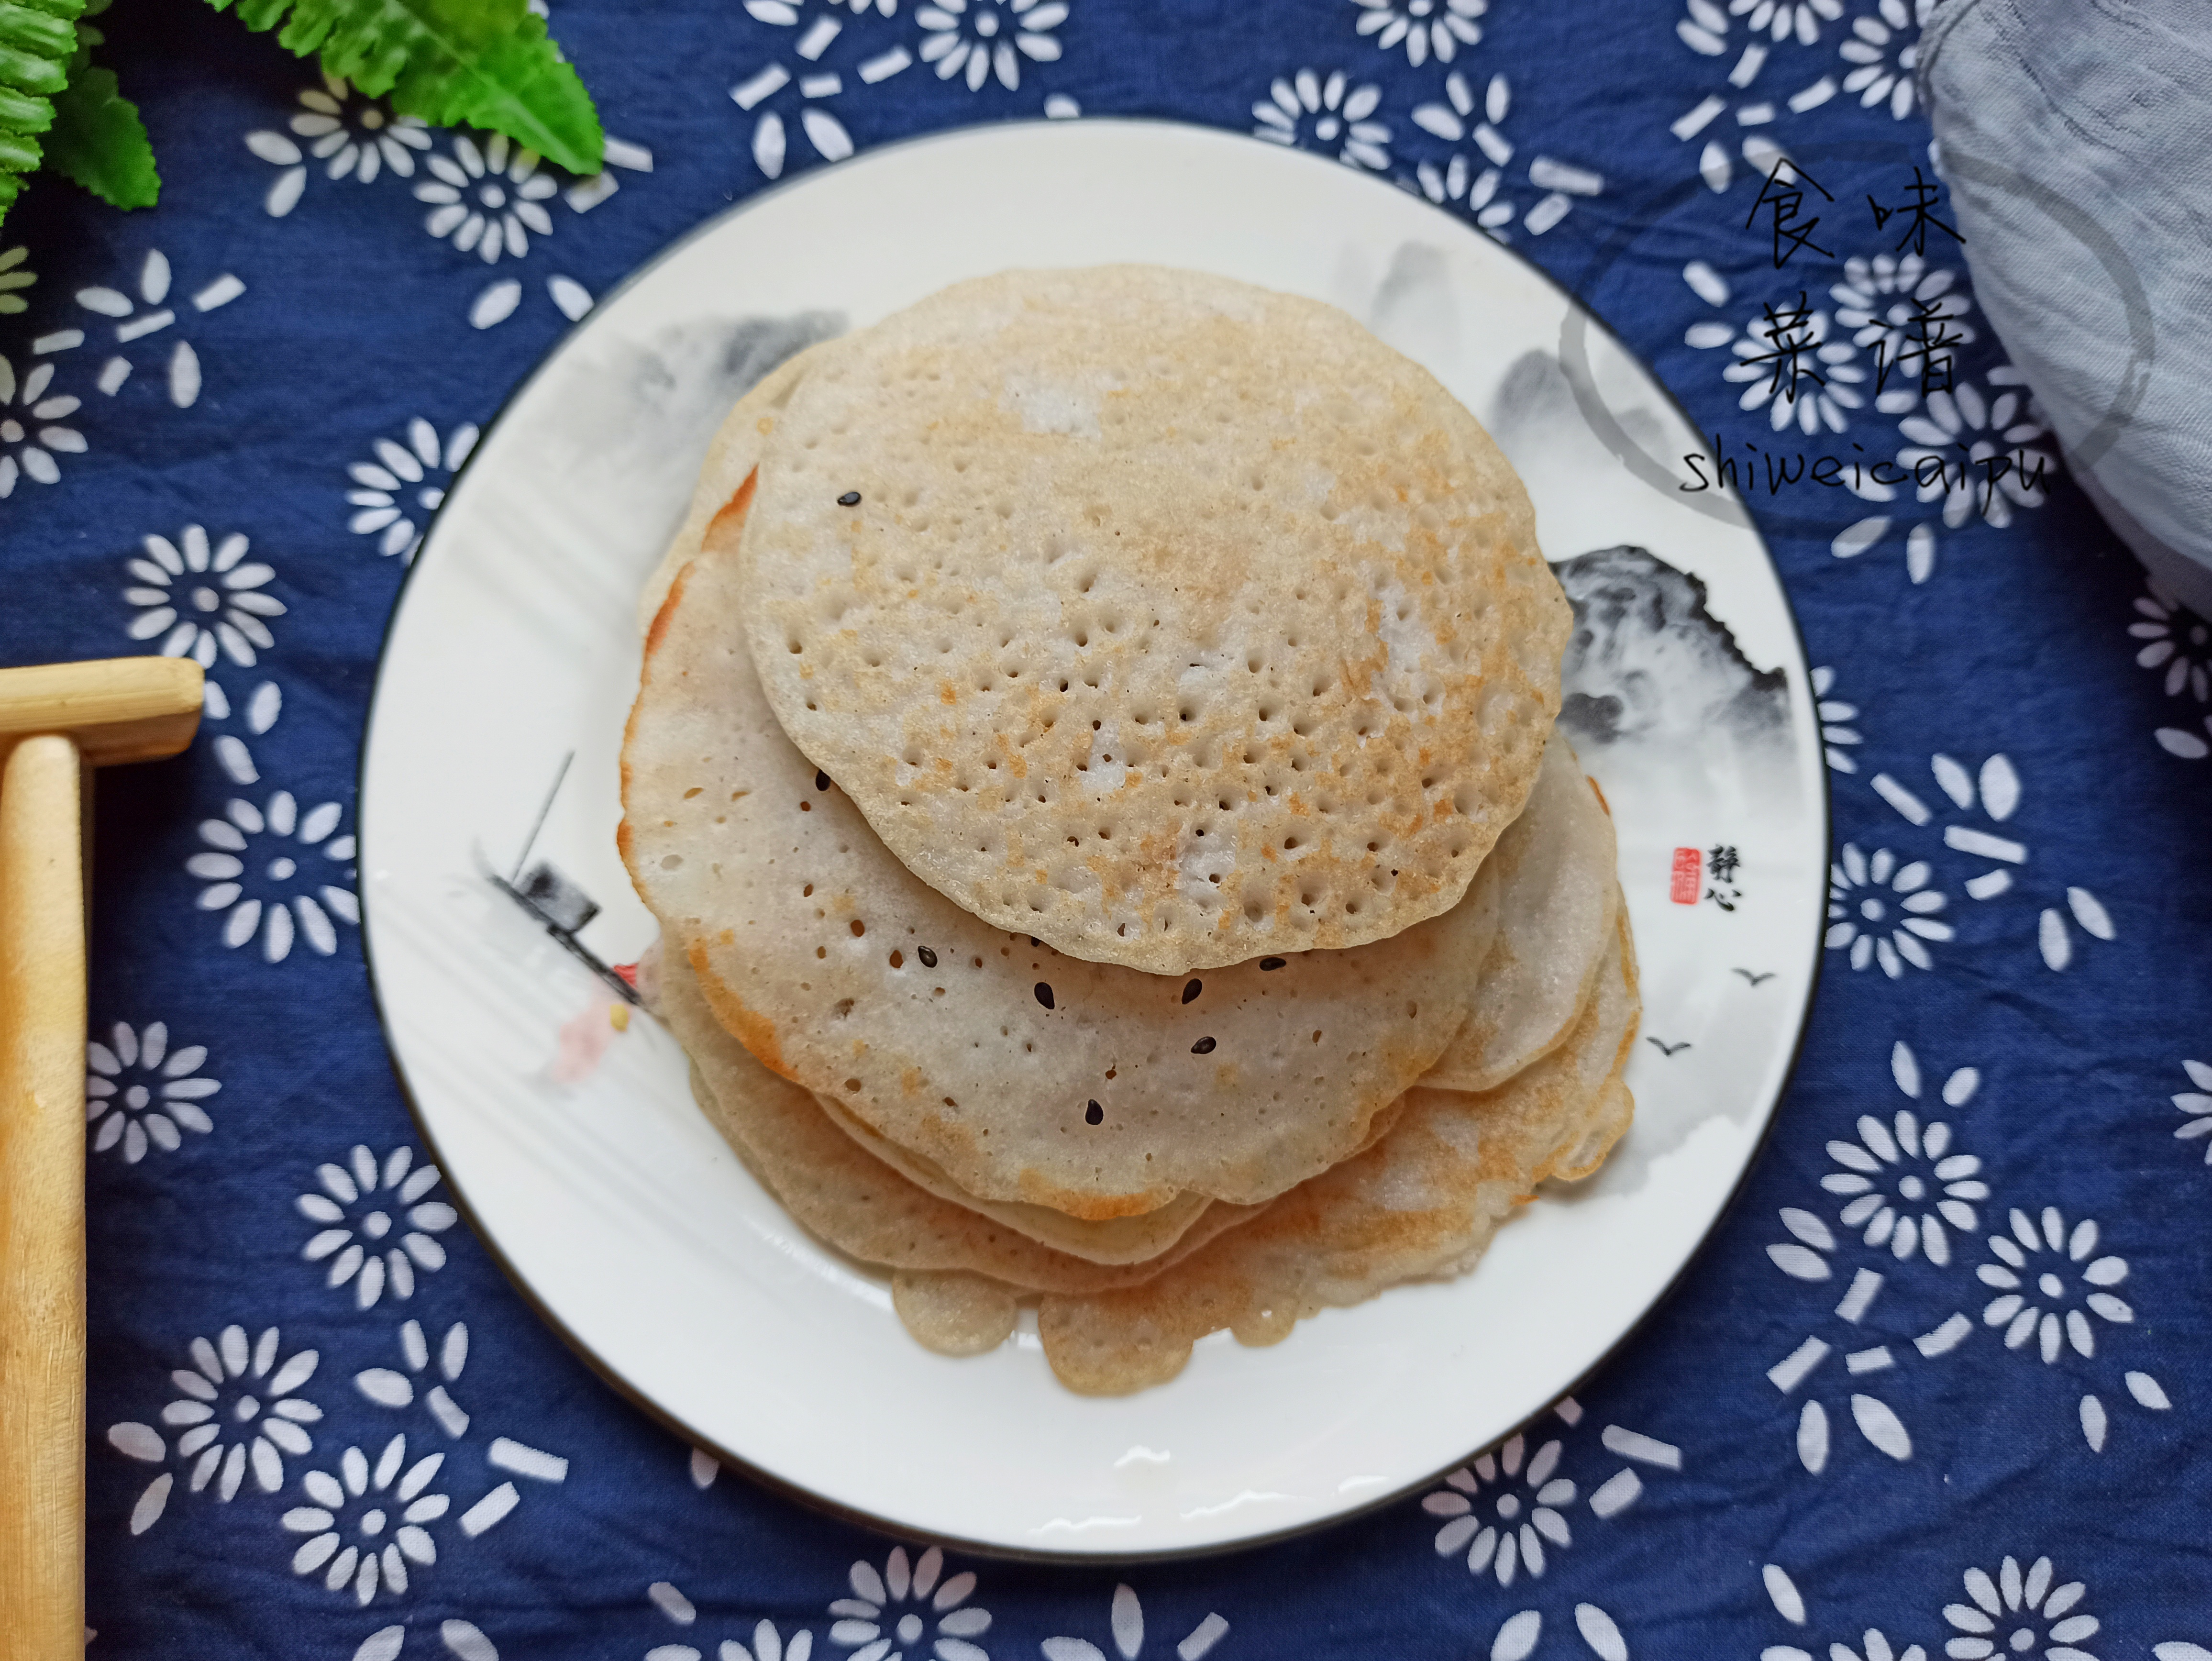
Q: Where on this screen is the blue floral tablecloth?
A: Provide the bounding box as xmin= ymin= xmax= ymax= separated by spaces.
xmin=5 ymin=0 xmax=2210 ymax=1655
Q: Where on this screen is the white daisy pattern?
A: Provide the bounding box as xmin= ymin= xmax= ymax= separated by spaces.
xmin=1875 ymin=376 xmax=2056 ymax=530
xmin=1941 ymin=1557 xmax=2099 ymax=1661
xmin=282 ymin=1434 xmax=450 ymax=1606
xmin=200 ymin=677 xmax=284 ymax=787
xmin=1811 ymin=665 xmax=1863 ymax=772
xmin=1830 ymin=512 xmax=1940 ymax=583
xmin=2152 ymin=712 xmax=2212 ymax=761
xmin=1410 ymin=73 xmax=1604 ymax=240
xmin=414 ymin=133 xmax=562 ymax=264
xmin=122 ymin=525 xmax=285 ymax=668
xmin=189 ymin=787 xmax=360 ymax=963
xmin=1765 ymin=1055 xmax=2176 ymax=1466
xmin=299 ymin=1144 xmax=459 ymax=1309
xmin=2173 ymin=1059 xmax=2212 ymax=1166
xmin=829 ymin=1547 xmax=991 ymax=1661
xmin=728 ymin=1622 xmax=817 ymax=1661
xmin=466 ymin=269 xmax=603 ymax=331
xmin=105 ymin=1325 xmax=321 ymax=1533
xmin=560 ymin=132 xmax=656 ymax=216
xmin=346 ymin=417 xmax=480 ymax=561
xmin=354 ymin=1318 xmax=474 ymax=1439
xmin=1976 ymin=1207 xmax=2131 ymax=1366
xmin=86 ymin=1020 xmax=219 ymax=1162
xmin=1873 ymin=753 xmax=2025 ymax=895
xmin=1698 ymin=297 xmax=1868 ymax=435
xmin=1041 ymin=1586 xmax=1228 ymax=1661
xmin=1422 ymin=1431 xmax=1579 ymax=1587
xmin=1813 ymin=1632 xmax=1924 ymax=1661
xmin=1868 ymin=753 xmax=2114 ymax=972
xmin=244 ymin=75 xmax=432 ymax=217
xmin=240 ymin=75 xmax=648 ymax=330
xmin=1679 ymin=256 xmax=1732 ymax=322
xmin=1418 ymin=1402 xmax=1663 ymax=1658
xmin=647 ymin=1582 xmax=817 ymax=1661
xmin=917 ymin=0 xmax=1066 ymax=93
xmin=1825 ymin=842 xmax=1951 ymax=977
xmin=2128 ymin=583 xmax=2209 ymax=704
xmin=1681 ymin=266 xmax=1872 ymax=432
xmin=1840 ymin=0 xmax=1931 ymax=121
xmin=730 ymin=0 xmax=908 ymax=181
xmin=0 ymin=349 xmax=86 ymax=494
xmin=1830 ymin=252 xmax=1976 ymax=389
xmin=1762 ymin=1206 xmax=1935 ymax=1473
xmin=1760 ymin=1566 xmax=1814 ymax=1628
xmin=1251 ymin=69 xmax=1388 ymax=171
xmin=1352 ymin=0 xmax=1485 ymax=67
xmin=74 ymin=249 xmax=245 ymax=408
xmin=1820 ymin=1041 xmax=1987 ymax=1265
xmin=0 ymin=242 xmax=34 ymax=314
xmin=1681 ymin=0 xmax=1842 ymax=50
xmin=1668 ymin=5 xmax=1814 ymax=193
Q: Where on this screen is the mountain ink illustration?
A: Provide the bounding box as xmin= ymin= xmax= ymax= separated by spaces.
xmin=1549 ymin=544 xmax=1792 ymax=759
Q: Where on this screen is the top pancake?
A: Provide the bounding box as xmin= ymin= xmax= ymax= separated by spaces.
xmin=735 ymin=266 xmax=1569 ymax=974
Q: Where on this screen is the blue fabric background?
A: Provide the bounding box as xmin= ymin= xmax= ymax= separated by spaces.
xmin=3 ymin=0 xmax=2209 ymax=1655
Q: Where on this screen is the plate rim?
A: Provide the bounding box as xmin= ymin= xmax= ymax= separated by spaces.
xmin=355 ymin=113 xmax=1835 ymax=1562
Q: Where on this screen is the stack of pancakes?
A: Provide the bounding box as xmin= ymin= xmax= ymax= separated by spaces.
xmin=619 ymin=268 xmax=1638 ymax=1395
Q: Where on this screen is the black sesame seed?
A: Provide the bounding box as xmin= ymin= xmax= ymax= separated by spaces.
xmin=1085 ymin=1100 xmax=1104 ymax=1125
xmin=1192 ymin=1036 xmax=1217 ymax=1054
xmin=1182 ymin=978 xmax=1202 ymax=1004
xmin=816 ymin=770 xmax=831 ymax=791
xmin=837 ymin=490 xmax=861 ymax=506
xmin=918 ymin=946 xmax=938 ymax=968
xmin=1260 ymin=957 xmax=1286 ymax=971
xmin=1035 ymin=982 xmax=1055 ymax=1009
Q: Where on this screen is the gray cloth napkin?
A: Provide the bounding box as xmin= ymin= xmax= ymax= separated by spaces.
xmin=1921 ymin=0 xmax=2212 ymax=616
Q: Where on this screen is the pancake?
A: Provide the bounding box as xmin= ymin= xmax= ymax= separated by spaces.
xmin=734 ymin=266 xmax=1569 ymax=974
xmin=658 ymin=947 xmax=1273 ymax=1295
xmin=1423 ymin=737 xmax=1620 ymax=1093
xmin=621 ymin=538 xmax=1502 ymax=1221
xmin=1030 ymin=915 xmax=1639 ymax=1395
xmin=618 ymin=267 xmax=1638 ymax=1395
xmin=807 ymin=1090 xmax=1216 ymax=1265
xmin=665 ymin=926 xmax=1631 ymax=1377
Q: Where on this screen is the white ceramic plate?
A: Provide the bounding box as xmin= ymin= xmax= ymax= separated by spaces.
xmin=361 ymin=121 xmax=1828 ymax=1559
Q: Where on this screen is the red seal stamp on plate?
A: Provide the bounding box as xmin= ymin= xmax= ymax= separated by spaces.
xmin=1670 ymin=846 xmax=1702 ymax=905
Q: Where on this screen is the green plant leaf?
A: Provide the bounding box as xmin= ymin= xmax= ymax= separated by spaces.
xmin=0 ymin=0 xmax=88 ymax=230
xmin=45 ymin=61 xmax=156 ymax=208
xmin=209 ymin=0 xmax=603 ymax=176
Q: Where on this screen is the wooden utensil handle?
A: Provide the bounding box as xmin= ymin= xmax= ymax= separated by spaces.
xmin=0 ymin=657 xmax=200 ymax=767
xmin=0 ymin=734 xmax=87 ymax=1661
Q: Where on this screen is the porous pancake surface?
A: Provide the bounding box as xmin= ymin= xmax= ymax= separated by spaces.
xmin=621 ymin=543 xmax=1501 ymax=1218
xmin=1034 ymin=912 xmax=1638 ymax=1395
xmin=736 ymin=266 xmax=1568 ymax=974
xmin=659 ymin=951 xmax=1273 ymax=1297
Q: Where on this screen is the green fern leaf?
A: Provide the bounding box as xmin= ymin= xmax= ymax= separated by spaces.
xmin=210 ymin=0 xmax=603 ymax=176
xmin=46 ymin=61 xmax=157 ymax=209
xmin=0 ymin=0 xmax=87 ymax=229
